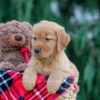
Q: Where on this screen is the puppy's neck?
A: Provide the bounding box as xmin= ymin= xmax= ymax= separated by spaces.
xmin=37 ymin=55 xmax=56 ymax=66
xmin=36 ymin=51 xmax=65 ymax=67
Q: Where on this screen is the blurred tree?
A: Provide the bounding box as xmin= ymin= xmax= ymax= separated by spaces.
xmin=0 ymin=0 xmax=100 ymax=100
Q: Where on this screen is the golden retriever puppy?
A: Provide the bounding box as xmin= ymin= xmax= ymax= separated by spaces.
xmin=22 ymin=20 xmax=79 ymax=94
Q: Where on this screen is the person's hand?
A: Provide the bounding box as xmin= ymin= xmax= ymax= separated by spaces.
xmin=58 ymin=84 xmax=78 ymax=100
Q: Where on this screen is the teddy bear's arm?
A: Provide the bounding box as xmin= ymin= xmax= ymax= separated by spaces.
xmin=0 ymin=61 xmax=16 ymax=71
xmin=16 ymin=63 xmax=28 ymax=72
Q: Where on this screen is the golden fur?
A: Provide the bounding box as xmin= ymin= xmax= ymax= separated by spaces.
xmin=22 ymin=20 xmax=79 ymax=94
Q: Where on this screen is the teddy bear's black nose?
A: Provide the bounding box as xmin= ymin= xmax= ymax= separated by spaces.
xmin=34 ymin=48 xmax=41 ymax=54
xmin=15 ymin=35 xmax=23 ymax=41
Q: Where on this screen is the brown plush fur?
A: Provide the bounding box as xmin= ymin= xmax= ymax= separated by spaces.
xmin=0 ymin=20 xmax=32 ymax=72
xmin=23 ymin=20 xmax=79 ymax=94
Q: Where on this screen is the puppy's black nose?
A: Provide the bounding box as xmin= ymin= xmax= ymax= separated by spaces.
xmin=15 ymin=35 xmax=23 ymax=41
xmin=34 ymin=48 xmax=41 ymax=54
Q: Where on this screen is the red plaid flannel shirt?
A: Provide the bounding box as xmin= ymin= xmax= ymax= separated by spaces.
xmin=0 ymin=69 xmax=77 ymax=100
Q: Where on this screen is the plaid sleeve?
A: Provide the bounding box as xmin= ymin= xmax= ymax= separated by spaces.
xmin=0 ymin=69 xmax=76 ymax=100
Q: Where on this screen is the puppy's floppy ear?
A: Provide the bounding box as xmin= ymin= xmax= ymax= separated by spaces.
xmin=56 ymin=29 xmax=70 ymax=52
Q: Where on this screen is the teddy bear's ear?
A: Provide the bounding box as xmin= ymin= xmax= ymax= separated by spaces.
xmin=21 ymin=22 xmax=32 ymax=48
xmin=56 ymin=29 xmax=70 ymax=52
xmin=22 ymin=22 xmax=32 ymax=31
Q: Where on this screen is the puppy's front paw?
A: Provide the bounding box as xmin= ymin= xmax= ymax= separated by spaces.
xmin=47 ymin=81 xmax=60 ymax=94
xmin=22 ymin=78 xmax=36 ymax=91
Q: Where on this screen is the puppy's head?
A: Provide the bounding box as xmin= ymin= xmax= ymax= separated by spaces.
xmin=31 ymin=20 xmax=70 ymax=59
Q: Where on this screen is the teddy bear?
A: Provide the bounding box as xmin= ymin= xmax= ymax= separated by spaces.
xmin=0 ymin=20 xmax=32 ymax=72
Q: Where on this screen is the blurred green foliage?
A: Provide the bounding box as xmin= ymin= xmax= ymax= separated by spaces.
xmin=0 ymin=0 xmax=100 ymax=100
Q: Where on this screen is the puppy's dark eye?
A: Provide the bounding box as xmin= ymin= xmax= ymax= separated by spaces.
xmin=33 ymin=37 xmax=37 ymax=41
xmin=45 ymin=38 xmax=51 ymax=41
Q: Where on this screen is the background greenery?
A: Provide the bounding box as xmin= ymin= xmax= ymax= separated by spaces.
xmin=0 ymin=0 xmax=100 ymax=100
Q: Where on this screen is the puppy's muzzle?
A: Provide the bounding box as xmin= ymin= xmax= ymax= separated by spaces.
xmin=34 ymin=48 xmax=41 ymax=54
